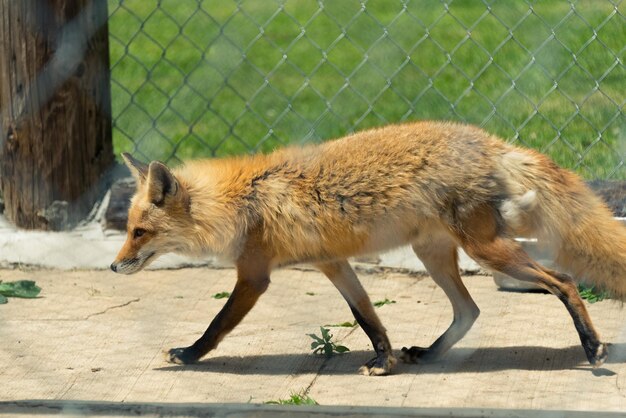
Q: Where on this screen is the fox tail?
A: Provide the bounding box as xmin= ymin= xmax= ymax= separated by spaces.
xmin=499 ymin=149 xmax=626 ymax=301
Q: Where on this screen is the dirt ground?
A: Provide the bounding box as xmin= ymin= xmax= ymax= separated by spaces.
xmin=1 ymin=266 xmax=625 ymax=415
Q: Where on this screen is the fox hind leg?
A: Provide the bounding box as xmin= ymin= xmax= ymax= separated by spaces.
xmin=316 ymin=260 xmax=397 ymax=376
xmin=457 ymin=204 xmax=607 ymax=367
xmin=463 ymin=237 xmax=607 ymax=366
xmin=401 ymin=233 xmax=480 ymax=364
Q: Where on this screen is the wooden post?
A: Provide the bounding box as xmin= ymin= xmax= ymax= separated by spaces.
xmin=0 ymin=0 xmax=114 ymax=230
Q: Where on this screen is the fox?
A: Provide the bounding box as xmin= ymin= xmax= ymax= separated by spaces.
xmin=111 ymin=121 xmax=626 ymax=376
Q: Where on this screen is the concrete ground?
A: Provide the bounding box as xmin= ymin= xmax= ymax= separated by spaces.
xmin=1 ymin=266 xmax=626 ymax=416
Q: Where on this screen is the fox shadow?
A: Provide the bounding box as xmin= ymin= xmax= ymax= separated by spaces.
xmin=154 ymin=342 xmax=626 ymax=376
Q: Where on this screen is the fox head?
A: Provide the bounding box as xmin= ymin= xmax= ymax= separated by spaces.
xmin=111 ymin=153 xmax=191 ymax=274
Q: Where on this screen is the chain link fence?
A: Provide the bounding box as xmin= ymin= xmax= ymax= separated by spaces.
xmin=107 ymin=0 xmax=625 ymax=179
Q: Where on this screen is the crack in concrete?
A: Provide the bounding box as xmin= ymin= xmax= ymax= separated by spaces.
xmin=616 ymin=374 xmax=626 ymax=399
xmin=303 ymin=324 xmax=364 ymax=397
xmin=85 ymin=298 xmax=140 ymax=319
xmin=303 ymin=361 xmax=326 ymax=397
xmin=311 ymin=274 xmax=426 ymax=402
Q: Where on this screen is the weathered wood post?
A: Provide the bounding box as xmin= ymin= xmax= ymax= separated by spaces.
xmin=0 ymin=0 xmax=114 ymax=230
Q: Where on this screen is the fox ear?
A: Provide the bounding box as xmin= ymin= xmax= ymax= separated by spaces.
xmin=121 ymin=152 xmax=148 ymax=183
xmin=147 ymin=161 xmax=179 ymax=205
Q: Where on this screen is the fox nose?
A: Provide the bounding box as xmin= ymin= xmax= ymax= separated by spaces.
xmin=110 ymin=263 xmax=118 ymax=272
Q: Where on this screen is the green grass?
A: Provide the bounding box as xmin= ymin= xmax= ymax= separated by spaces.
xmin=308 ymin=326 xmax=350 ymax=358
xmin=108 ymin=0 xmax=625 ymax=179
xmin=211 ymin=291 xmax=230 ymax=299
xmin=373 ymin=298 xmax=396 ymax=307
xmin=265 ymin=390 xmax=318 ymax=405
xmin=578 ymin=283 xmax=609 ymax=303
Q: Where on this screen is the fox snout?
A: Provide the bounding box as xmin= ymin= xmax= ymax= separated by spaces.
xmin=110 ymin=258 xmax=137 ymax=275
xmin=110 ymin=251 xmax=156 ymax=275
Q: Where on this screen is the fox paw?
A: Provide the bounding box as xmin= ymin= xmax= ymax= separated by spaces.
xmin=400 ymin=346 xmax=436 ymax=364
xmin=358 ymin=354 xmax=397 ymax=376
xmin=589 ymin=343 xmax=609 ymax=368
xmin=166 ymin=347 xmax=200 ymax=365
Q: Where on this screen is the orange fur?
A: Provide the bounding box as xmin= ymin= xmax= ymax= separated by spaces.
xmin=111 ymin=121 xmax=625 ymax=372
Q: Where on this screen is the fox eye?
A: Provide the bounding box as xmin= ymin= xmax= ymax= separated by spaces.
xmin=133 ymin=228 xmax=146 ymax=239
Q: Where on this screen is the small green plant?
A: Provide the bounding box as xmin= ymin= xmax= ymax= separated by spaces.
xmin=265 ymin=390 xmax=318 ymax=405
xmin=0 ymin=280 xmax=41 ymax=304
xmin=578 ymin=284 xmax=608 ymax=304
xmin=373 ymin=298 xmax=396 ymax=307
xmin=324 ymin=320 xmax=358 ymax=328
xmin=212 ymin=291 xmax=230 ymax=299
xmin=305 ymin=292 xmax=315 ymax=296
xmin=308 ymin=326 xmax=350 ymax=358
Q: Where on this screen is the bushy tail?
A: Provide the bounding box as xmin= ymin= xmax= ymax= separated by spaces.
xmin=552 ymin=196 xmax=626 ymax=301
xmin=499 ymin=148 xmax=626 ymax=301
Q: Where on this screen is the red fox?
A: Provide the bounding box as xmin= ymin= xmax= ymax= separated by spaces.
xmin=111 ymin=121 xmax=626 ymax=376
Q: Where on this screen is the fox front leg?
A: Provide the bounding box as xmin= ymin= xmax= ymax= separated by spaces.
xmin=167 ymin=257 xmax=270 ymax=364
xmin=316 ymin=260 xmax=397 ymax=376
